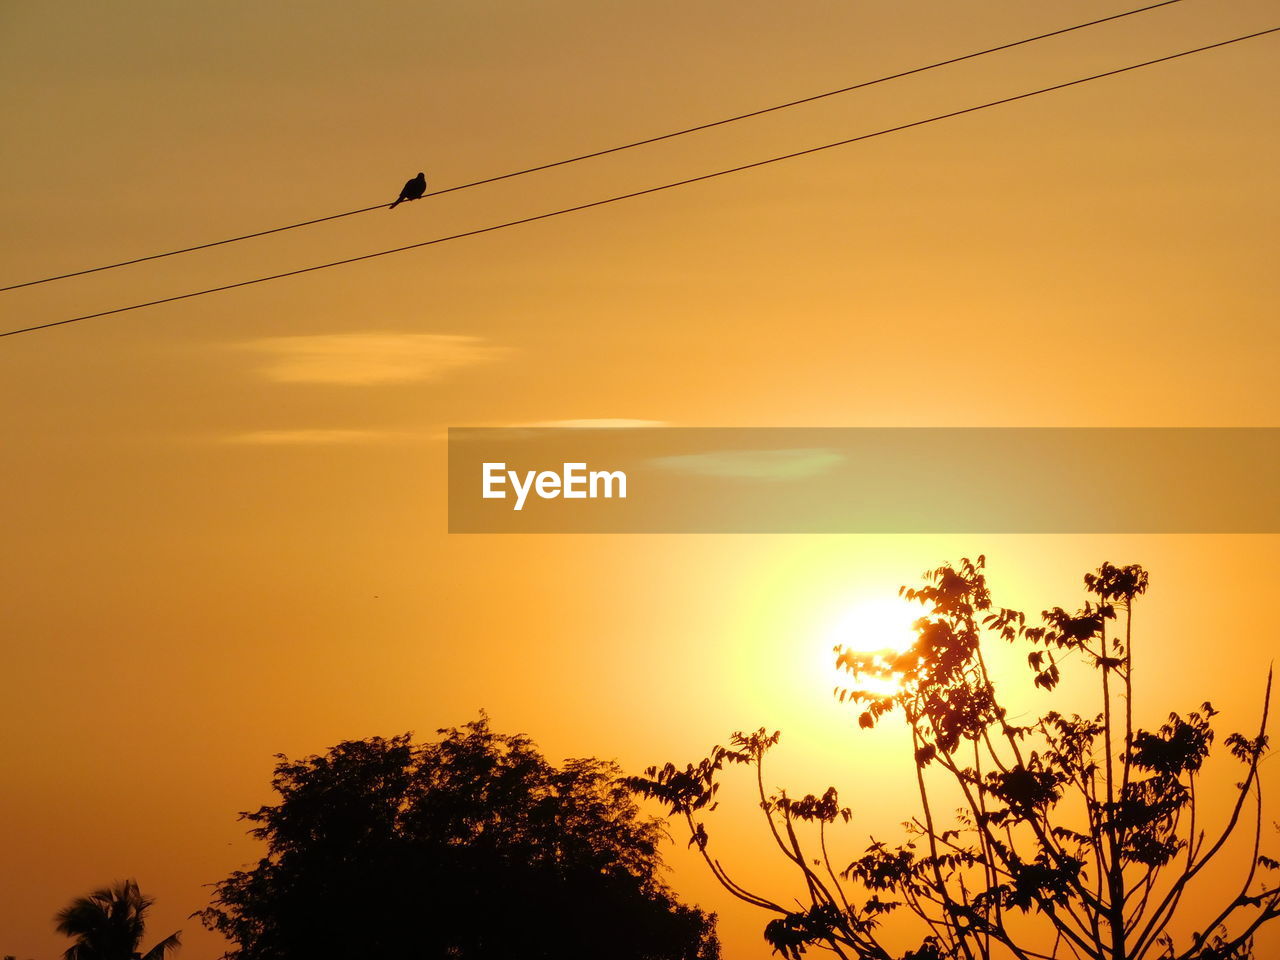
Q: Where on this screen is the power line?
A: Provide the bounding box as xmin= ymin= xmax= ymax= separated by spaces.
xmin=3 ymin=25 xmax=1275 ymax=341
xmin=0 ymin=0 xmax=1188 ymax=295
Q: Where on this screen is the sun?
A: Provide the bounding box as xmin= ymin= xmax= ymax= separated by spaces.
xmin=821 ymin=594 xmax=921 ymax=698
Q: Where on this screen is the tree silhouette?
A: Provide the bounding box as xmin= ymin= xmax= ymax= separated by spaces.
xmin=53 ymin=879 xmax=180 ymax=960
xmin=201 ymin=715 xmax=720 ymax=959
xmin=631 ymin=560 xmax=1278 ymax=960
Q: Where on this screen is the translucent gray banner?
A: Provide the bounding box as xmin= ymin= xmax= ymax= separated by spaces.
xmin=447 ymin=428 xmax=1280 ymax=533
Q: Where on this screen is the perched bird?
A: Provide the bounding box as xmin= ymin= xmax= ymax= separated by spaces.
xmin=390 ymin=171 xmax=427 ymax=209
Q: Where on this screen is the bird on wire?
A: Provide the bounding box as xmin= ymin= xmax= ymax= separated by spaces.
xmin=389 ymin=172 xmax=427 ymax=209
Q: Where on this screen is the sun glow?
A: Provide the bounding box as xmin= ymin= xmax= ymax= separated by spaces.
xmin=822 ymin=594 xmax=921 ymax=698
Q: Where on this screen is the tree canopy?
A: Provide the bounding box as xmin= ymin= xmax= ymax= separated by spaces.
xmin=632 ymin=559 xmax=1277 ymax=960
xmin=201 ymin=715 xmax=719 ymax=960
xmin=53 ymin=879 xmax=180 ymax=960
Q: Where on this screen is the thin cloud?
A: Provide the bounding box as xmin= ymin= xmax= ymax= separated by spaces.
xmin=521 ymin=419 xmax=666 ymax=429
xmin=242 ymin=333 xmax=504 ymax=385
xmin=222 ymin=429 xmax=406 ymax=446
xmin=439 ymin=419 xmax=666 ymax=441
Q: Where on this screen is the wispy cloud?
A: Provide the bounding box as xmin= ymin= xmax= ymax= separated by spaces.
xmin=222 ymin=429 xmax=407 ymax=446
xmin=649 ymin=448 xmax=844 ymax=480
xmin=241 ymin=333 xmax=504 ymax=385
xmin=438 ymin=419 xmax=667 ymax=441
xmin=519 ymin=419 xmax=666 ymax=429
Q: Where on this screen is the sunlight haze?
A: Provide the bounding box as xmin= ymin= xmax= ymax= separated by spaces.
xmin=2 ymin=1 xmax=1278 ymax=957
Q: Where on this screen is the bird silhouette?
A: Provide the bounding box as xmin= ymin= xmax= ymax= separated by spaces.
xmin=390 ymin=172 xmax=427 ymax=209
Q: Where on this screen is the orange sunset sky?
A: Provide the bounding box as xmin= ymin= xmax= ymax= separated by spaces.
xmin=2 ymin=2 xmax=1278 ymax=957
